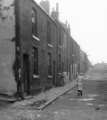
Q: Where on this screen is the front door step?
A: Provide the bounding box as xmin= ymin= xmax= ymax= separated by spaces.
xmin=0 ymin=95 xmax=17 ymax=102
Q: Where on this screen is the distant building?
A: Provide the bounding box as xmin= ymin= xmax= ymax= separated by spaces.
xmin=80 ymin=50 xmax=91 ymax=73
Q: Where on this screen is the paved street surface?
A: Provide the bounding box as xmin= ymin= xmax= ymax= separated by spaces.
xmin=1 ymin=64 xmax=107 ymax=120
xmin=43 ymin=80 xmax=107 ymax=120
xmin=33 ymin=64 xmax=107 ymax=120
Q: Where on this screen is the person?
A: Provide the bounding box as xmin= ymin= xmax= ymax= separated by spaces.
xmin=17 ymin=68 xmax=24 ymax=100
xmin=77 ymin=73 xmax=83 ymax=96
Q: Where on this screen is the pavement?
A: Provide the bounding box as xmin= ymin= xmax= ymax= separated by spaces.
xmin=11 ymin=80 xmax=77 ymax=110
xmin=1 ymin=74 xmax=107 ymax=120
xmin=1 ymin=66 xmax=107 ymax=120
xmin=0 ymin=79 xmax=77 ymax=120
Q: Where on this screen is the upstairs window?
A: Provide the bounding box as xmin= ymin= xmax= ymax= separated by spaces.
xmin=47 ymin=21 xmax=51 ymax=44
xmin=32 ymin=9 xmax=38 ymax=36
xmin=58 ymin=54 xmax=61 ymax=72
xmin=59 ymin=31 xmax=62 ymax=45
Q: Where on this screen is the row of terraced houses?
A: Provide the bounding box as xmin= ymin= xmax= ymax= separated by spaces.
xmin=0 ymin=0 xmax=91 ymax=98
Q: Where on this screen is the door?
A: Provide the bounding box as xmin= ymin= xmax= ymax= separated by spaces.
xmin=23 ymin=54 xmax=30 ymax=95
xmin=53 ymin=61 xmax=56 ymax=85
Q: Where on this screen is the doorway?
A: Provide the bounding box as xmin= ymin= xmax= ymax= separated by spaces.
xmin=53 ymin=61 xmax=56 ymax=86
xmin=23 ymin=54 xmax=30 ymax=95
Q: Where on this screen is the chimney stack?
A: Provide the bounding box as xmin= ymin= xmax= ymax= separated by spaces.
xmin=56 ymin=3 xmax=59 ymax=13
xmin=56 ymin=3 xmax=59 ymax=20
xmin=40 ymin=0 xmax=50 ymax=14
xmin=51 ymin=2 xmax=59 ymax=21
xmin=68 ymin=24 xmax=71 ymax=35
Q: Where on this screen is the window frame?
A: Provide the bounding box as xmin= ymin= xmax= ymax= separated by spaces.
xmin=32 ymin=47 xmax=39 ymax=75
xmin=32 ymin=8 xmax=38 ymax=37
xmin=47 ymin=21 xmax=51 ymax=44
xmin=48 ymin=52 xmax=52 ymax=75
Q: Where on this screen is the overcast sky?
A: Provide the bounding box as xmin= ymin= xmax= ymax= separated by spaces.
xmin=36 ymin=0 xmax=107 ymax=65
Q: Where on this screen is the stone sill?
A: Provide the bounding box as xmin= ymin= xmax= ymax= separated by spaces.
xmin=32 ymin=35 xmax=40 ymax=41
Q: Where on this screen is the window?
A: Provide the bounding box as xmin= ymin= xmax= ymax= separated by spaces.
xmin=59 ymin=31 xmax=62 ymax=45
xmin=59 ymin=54 xmax=61 ymax=72
xmin=48 ymin=53 xmax=52 ymax=75
xmin=32 ymin=9 xmax=38 ymax=36
xmin=33 ymin=47 xmax=38 ymax=75
xmin=47 ymin=21 xmax=51 ymax=44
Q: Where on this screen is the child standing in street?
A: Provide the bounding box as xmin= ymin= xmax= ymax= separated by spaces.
xmin=77 ymin=73 xmax=83 ymax=96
